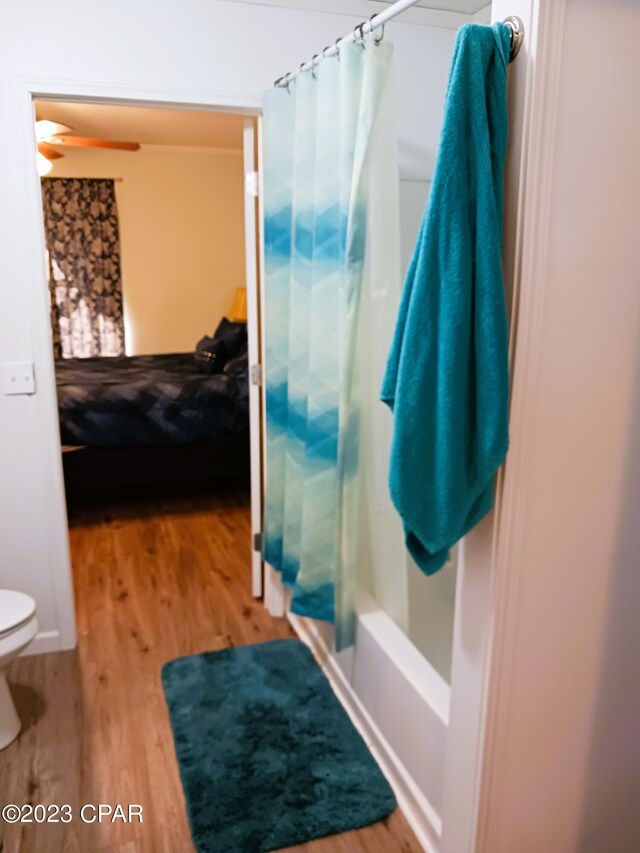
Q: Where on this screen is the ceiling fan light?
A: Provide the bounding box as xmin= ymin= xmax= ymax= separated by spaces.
xmin=36 ymin=150 xmax=52 ymax=176
xmin=35 ymin=119 xmax=73 ymax=140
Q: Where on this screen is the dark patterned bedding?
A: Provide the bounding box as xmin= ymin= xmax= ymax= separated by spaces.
xmin=55 ymin=353 xmax=249 ymax=448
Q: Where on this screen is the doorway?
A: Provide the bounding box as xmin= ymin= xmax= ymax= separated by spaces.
xmin=34 ymin=98 xmax=265 ymax=642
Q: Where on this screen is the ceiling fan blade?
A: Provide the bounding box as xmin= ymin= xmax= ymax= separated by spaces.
xmin=38 ymin=141 xmax=64 ymax=161
xmin=48 ymin=136 xmax=140 ymax=152
xmin=35 ymin=119 xmax=74 ymax=140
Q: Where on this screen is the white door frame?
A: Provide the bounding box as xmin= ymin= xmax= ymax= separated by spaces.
xmin=475 ymin=1 xmax=569 ymax=847
xmin=442 ymin=2 xmax=569 ymax=850
xmin=242 ymin=117 xmax=265 ymax=599
xmin=13 ymin=74 xmax=262 ymax=652
xmin=440 ymin=0 xmax=535 ymax=846
xmin=256 ymin=116 xmax=287 ymax=618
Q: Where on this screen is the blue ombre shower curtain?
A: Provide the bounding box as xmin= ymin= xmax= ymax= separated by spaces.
xmin=263 ymin=38 xmax=393 ymax=649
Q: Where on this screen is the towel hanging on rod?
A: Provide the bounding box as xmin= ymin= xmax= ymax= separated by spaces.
xmin=381 ymin=22 xmax=512 ymax=575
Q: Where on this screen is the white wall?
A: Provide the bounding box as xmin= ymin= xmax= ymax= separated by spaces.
xmin=0 ymin=0 xmax=456 ymax=650
xmin=477 ymin=2 xmax=640 ymax=851
xmin=48 ymin=143 xmax=246 ymax=355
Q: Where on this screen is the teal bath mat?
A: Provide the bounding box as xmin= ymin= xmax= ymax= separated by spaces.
xmin=162 ymin=639 xmax=396 ymax=852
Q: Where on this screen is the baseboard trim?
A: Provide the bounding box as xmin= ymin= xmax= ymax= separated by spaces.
xmin=288 ymin=612 xmax=442 ymax=853
xmin=22 ymin=630 xmax=62 ymax=656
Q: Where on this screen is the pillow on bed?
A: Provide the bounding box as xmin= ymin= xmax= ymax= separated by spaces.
xmin=194 ymin=336 xmax=228 ymax=374
xmin=212 ymin=318 xmax=247 ymax=357
xmin=224 ymin=351 xmax=249 ymax=378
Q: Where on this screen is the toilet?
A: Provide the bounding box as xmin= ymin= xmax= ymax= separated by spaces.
xmin=0 ymin=590 xmax=38 ymax=749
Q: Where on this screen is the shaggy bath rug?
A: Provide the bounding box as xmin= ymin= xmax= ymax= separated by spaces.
xmin=162 ymin=638 xmax=396 ymax=852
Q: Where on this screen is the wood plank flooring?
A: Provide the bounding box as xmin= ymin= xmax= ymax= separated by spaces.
xmin=0 ymin=482 xmax=420 ymax=853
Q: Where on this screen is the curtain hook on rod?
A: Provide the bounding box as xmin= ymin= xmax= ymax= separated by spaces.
xmin=369 ymin=13 xmax=385 ymax=45
xmin=503 ymin=15 xmax=524 ymax=62
xmin=353 ymin=21 xmax=366 ymax=49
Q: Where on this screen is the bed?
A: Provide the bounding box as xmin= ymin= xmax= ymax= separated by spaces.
xmin=56 ymin=348 xmax=250 ymax=491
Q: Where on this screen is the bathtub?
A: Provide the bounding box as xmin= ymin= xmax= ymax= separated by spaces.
xmin=289 ymin=588 xmax=450 ymax=853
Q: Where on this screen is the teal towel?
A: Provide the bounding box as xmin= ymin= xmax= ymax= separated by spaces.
xmin=381 ymin=23 xmax=511 ymax=575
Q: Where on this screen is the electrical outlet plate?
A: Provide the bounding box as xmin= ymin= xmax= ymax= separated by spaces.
xmin=2 ymin=361 xmax=36 ymax=395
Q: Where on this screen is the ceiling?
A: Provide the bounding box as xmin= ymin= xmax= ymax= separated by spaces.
xmin=369 ymin=0 xmax=487 ymax=11
xmin=223 ymin=0 xmax=489 ymax=15
xmin=34 ymin=101 xmax=247 ymax=150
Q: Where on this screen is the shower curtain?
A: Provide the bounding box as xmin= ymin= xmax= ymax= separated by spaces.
xmin=263 ymin=38 xmax=394 ymax=649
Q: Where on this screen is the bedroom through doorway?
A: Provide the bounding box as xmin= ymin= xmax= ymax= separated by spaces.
xmin=34 ymin=100 xmax=265 ymax=658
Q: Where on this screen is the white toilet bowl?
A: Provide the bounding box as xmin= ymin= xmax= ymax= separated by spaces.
xmin=0 ymin=590 xmax=38 ymax=749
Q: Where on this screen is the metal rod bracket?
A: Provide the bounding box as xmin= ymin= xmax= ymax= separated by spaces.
xmin=503 ymin=15 xmax=524 ymax=63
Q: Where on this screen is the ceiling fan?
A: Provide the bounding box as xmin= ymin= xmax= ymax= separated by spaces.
xmin=35 ymin=118 xmax=140 ymax=175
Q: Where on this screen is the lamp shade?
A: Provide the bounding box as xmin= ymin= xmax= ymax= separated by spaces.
xmin=228 ymin=287 xmax=247 ymax=323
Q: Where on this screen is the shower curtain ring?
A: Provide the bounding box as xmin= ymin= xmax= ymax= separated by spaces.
xmin=369 ymin=13 xmax=385 ymax=45
xmin=334 ymin=37 xmax=342 ymax=60
xmin=310 ymin=53 xmax=320 ymax=77
xmin=275 ymin=74 xmax=292 ymax=91
xmin=353 ymin=21 xmax=366 ymax=49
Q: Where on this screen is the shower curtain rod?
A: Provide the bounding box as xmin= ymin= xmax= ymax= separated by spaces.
xmin=274 ymin=2 xmax=523 ymax=88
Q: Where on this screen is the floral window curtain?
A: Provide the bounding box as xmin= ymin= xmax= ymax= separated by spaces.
xmin=262 ymin=39 xmax=394 ymax=650
xmin=41 ymin=178 xmax=125 ymax=358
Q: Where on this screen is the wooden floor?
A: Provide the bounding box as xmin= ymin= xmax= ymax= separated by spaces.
xmin=1 ymin=482 xmax=420 ymax=853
